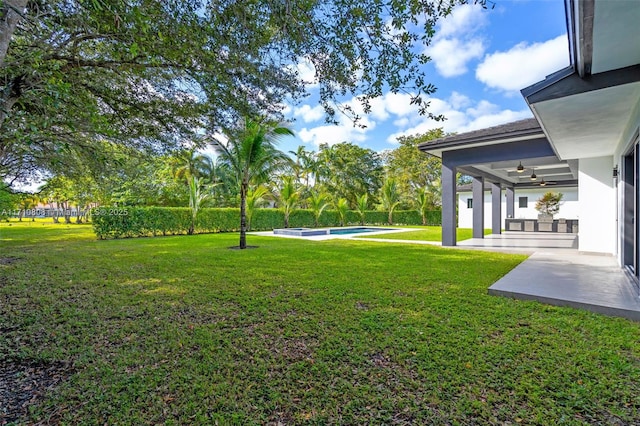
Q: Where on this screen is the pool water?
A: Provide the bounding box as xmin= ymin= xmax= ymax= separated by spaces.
xmin=329 ymin=227 xmax=392 ymax=235
xmin=273 ymin=227 xmax=393 ymax=237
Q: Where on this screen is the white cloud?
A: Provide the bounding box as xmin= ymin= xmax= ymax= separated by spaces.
xmin=463 ymin=109 xmax=532 ymax=131
xmin=448 ymin=91 xmax=472 ymax=109
xmin=293 ymin=104 xmax=325 ymax=123
xmin=291 ymin=89 xmax=531 ymax=151
xmin=292 ymin=89 xmax=430 ymax=148
xmin=382 ymin=92 xmax=420 ymax=117
xmin=298 ymin=124 xmax=369 ymax=147
xmin=438 ymin=4 xmax=488 ymax=38
xmin=295 ymin=57 xmax=319 ymax=88
xmin=428 ymin=38 xmax=485 ymax=77
xmin=426 ymin=4 xmax=488 ymax=78
xmin=476 ymin=35 xmax=569 ymax=93
xmin=385 ymin=96 xmax=531 ymax=144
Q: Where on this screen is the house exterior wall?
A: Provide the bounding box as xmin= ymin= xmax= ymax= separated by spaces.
xmin=457 ymin=187 xmax=579 ymax=229
xmin=578 ymin=156 xmax=616 ymax=255
xmin=613 ymin=96 xmax=640 ymax=265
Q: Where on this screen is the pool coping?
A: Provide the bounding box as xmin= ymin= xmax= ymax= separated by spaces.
xmin=253 ymin=226 xmax=415 ymax=241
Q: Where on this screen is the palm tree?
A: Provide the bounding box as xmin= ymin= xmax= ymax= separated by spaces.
xmin=214 ymin=118 xmax=294 ymax=249
xmin=246 ymin=185 xmax=270 ymax=231
xmin=414 ymin=186 xmax=436 ymax=225
xmin=381 ymin=178 xmax=401 ymax=225
xmin=307 ymin=190 xmax=330 ymax=227
xmin=17 ymin=193 xmax=39 ymax=222
xmin=289 ymin=145 xmax=310 ymax=185
xmin=335 ymin=198 xmax=349 ymax=227
xmin=188 ymin=176 xmax=214 ymax=235
xmin=172 ymin=149 xmax=214 ymax=183
xmin=278 ymin=176 xmax=300 ymax=228
xmin=355 ymin=193 xmax=368 ymax=226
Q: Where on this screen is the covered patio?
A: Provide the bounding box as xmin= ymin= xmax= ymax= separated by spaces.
xmin=419 ymin=119 xmax=579 ymax=247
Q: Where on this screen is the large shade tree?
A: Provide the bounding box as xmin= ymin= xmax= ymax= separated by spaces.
xmin=214 ymin=118 xmax=293 ymax=249
xmin=317 ymin=142 xmax=384 ymax=207
xmin=383 ymin=129 xmax=445 ymax=203
xmin=1 ymin=0 xmax=487 ymax=189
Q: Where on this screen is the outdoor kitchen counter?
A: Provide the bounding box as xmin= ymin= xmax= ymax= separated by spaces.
xmin=505 ymin=219 xmax=579 ymax=233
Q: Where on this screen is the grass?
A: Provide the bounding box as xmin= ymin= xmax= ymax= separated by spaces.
xmin=357 ymin=226 xmax=492 ymax=241
xmin=1 ymin=222 xmax=639 ymax=424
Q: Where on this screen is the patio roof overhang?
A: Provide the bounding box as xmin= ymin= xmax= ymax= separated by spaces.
xmin=419 ymin=119 xmax=579 ymax=188
xmin=521 ymin=0 xmax=640 ymax=160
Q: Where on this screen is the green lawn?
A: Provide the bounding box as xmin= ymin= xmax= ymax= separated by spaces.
xmin=1 ymin=222 xmax=639 ymax=424
xmin=357 ymin=226 xmax=492 ymax=241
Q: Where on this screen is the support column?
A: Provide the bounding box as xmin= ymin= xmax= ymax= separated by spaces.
xmin=472 ymin=176 xmax=484 ymax=239
xmin=506 ymin=187 xmax=515 ymax=219
xmin=441 ymin=160 xmax=457 ymax=246
xmin=491 ymin=182 xmax=502 ymax=235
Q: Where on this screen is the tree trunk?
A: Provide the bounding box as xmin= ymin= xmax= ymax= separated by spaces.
xmin=76 ymin=203 xmax=83 ymax=223
xmin=284 ymin=211 xmax=289 ymax=228
xmin=0 ymin=0 xmax=27 ymax=67
xmin=388 ymin=210 xmax=393 ymax=225
xmin=0 ymin=1 xmax=28 ymax=129
xmin=239 ymin=181 xmax=247 ymax=249
xmin=62 ymin=201 xmax=71 ymax=223
xmin=422 ymin=214 xmax=426 ymax=226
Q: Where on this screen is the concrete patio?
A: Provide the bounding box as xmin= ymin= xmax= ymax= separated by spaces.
xmin=460 ymin=232 xmax=640 ymax=321
xmin=457 ymin=231 xmax=578 ymax=252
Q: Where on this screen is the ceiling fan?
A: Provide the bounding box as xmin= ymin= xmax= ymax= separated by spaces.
xmin=539 ymin=178 xmax=557 ymax=187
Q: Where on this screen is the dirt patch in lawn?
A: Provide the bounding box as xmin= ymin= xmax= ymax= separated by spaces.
xmin=0 ymin=359 xmax=73 ymax=425
xmin=0 ymin=256 xmax=21 ymax=266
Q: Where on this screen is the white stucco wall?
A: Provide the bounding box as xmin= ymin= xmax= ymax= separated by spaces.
xmin=613 ymin=96 xmax=640 ymax=263
xmin=578 ymin=156 xmax=616 ymax=255
xmin=457 ymin=187 xmax=579 ymax=229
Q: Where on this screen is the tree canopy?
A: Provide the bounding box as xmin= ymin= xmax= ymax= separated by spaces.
xmin=1 ymin=0 xmax=485 ymax=188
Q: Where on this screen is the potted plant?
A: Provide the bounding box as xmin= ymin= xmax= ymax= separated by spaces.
xmin=535 ymin=191 xmax=563 ymax=220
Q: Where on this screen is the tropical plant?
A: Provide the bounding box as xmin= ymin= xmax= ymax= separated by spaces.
xmin=17 ymin=193 xmax=39 ymax=221
xmin=307 ymin=191 xmax=330 ymax=227
xmin=172 ymin=150 xmax=215 ymax=183
xmin=0 ymin=189 xmax=17 ymax=220
xmin=278 ymin=176 xmax=300 ymax=228
xmin=188 ymin=176 xmax=212 ymax=235
xmin=214 ymin=118 xmax=294 ymax=248
xmin=335 ymin=198 xmax=349 ymax=227
xmin=246 ymin=185 xmax=270 ymax=231
xmin=535 ymin=192 xmax=563 ymax=217
xmin=381 ymin=178 xmax=401 ymax=225
xmin=415 ymin=187 xmax=436 ymax=226
xmin=356 ymin=193 xmax=368 ymax=226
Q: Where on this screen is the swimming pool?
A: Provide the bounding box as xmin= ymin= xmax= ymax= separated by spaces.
xmin=273 ymin=227 xmax=394 ymax=237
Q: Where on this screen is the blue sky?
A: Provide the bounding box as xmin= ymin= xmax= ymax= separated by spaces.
xmin=274 ymin=0 xmax=570 ymax=155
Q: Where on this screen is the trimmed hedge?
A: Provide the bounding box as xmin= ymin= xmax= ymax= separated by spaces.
xmin=91 ymin=206 xmax=442 ymax=239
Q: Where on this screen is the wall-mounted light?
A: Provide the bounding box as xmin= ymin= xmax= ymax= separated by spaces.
xmin=517 ymin=162 xmax=524 ymax=173
xmin=613 ymin=166 xmax=618 ymax=178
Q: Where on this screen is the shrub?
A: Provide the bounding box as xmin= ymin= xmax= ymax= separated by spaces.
xmin=92 ymin=207 xmax=442 ymax=239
